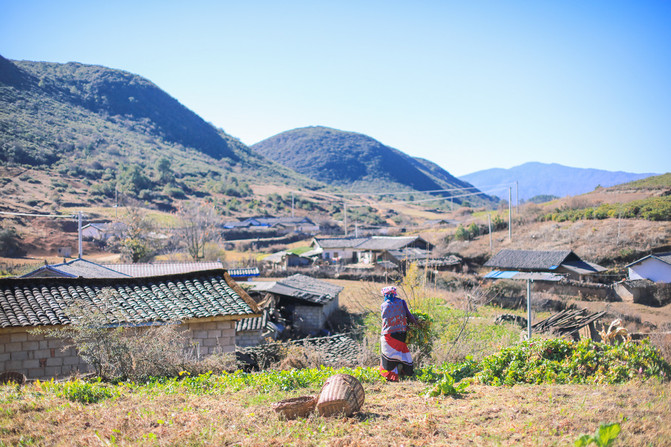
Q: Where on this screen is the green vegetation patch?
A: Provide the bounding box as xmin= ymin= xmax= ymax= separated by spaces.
xmin=474 ymin=338 xmax=671 ymax=386
xmin=541 ymin=195 xmax=671 ymax=222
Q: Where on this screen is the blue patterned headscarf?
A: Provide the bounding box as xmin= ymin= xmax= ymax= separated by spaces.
xmin=381 ymin=286 xmax=397 ymax=301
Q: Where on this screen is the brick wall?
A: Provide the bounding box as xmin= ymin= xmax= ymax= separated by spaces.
xmin=1 ymin=319 xmax=238 ymax=380
xmin=0 ymin=326 xmax=90 ymax=380
xmin=236 ymin=329 xmax=262 ymax=347
xmin=184 ymin=319 xmax=236 ymax=358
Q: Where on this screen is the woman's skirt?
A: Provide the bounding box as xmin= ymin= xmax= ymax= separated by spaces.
xmin=379 ymin=331 xmax=413 ymax=382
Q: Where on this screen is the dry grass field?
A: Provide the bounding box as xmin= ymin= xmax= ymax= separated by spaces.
xmin=1 ymin=379 xmax=669 ymax=446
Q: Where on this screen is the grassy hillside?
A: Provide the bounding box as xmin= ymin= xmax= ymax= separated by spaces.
xmin=251 ymin=126 xmax=496 ymax=206
xmin=0 ymin=55 xmax=321 ymax=213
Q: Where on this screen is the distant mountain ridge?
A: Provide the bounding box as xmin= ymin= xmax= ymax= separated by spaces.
xmin=251 ymin=126 xmax=495 ymax=205
xmin=459 ymin=162 xmax=658 ymax=201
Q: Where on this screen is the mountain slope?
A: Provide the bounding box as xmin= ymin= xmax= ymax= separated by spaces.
xmin=251 ymin=126 xmax=494 ymax=205
xmin=0 ymin=56 xmax=319 ymax=211
xmin=459 ymin=162 xmax=658 ymax=202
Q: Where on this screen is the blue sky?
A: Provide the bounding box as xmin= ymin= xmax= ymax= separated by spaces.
xmin=1 ymin=0 xmax=669 ymax=176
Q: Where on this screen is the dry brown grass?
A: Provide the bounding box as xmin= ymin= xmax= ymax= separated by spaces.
xmin=444 ymin=218 xmax=671 ymax=265
xmin=1 ymin=380 xmax=669 ymax=446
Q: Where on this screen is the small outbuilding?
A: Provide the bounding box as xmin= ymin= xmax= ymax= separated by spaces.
xmin=245 ymin=274 xmax=343 ymax=334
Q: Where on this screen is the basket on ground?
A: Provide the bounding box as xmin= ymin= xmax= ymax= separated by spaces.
xmin=0 ymin=371 xmax=26 ymax=385
xmin=316 ymin=373 xmax=365 ymax=417
xmin=272 ymin=395 xmax=317 ymax=419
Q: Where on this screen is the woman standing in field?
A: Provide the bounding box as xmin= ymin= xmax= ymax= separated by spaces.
xmin=379 ymin=286 xmax=418 ymax=382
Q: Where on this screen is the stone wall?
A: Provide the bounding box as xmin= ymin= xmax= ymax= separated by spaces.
xmin=532 ymin=280 xmax=616 ymax=301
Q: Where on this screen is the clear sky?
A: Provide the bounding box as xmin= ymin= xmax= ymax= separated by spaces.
xmin=1 ymin=0 xmax=669 ymax=176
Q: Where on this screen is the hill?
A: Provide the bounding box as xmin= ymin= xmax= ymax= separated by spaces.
xmin=459 ymin=162 xmax=658 ymax=202
xmin=251 ymin=126 xmax=496 ymax=206
xmin=0 ymin=55 xmax=318 ymax=213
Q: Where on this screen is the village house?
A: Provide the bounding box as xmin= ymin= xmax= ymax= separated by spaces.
xmin=260 ymin=251 xmax=313 ymax=271
xmin=311 ymin=235 xmax=433 ymax=266
xmin=484 ymin=249 xmax=607 ymax=282
xmin=625 ymin=252 xmax=671 ymax=283
xmin=80 ymin=222 xmax=127 ymax=242
xmin=223 ymin=216 xmax=319 ymax=234
xmin=0 ymin=270 xmax=260 ymax=380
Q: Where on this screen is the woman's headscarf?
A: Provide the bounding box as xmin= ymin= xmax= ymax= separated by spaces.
xmin=381 ymin=286 xmax=397 ymax=301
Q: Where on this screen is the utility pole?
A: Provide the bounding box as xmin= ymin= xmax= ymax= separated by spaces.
xmin=488 ymin=213 xmax=493 ymax=254
xmin=343 ymin=201 xmax=348 ymax=236
xmin=515 ymin=181 xmax=519 ymax=214
xmin=508 ymin=187 xmax=512 ymax=241
xmin=291 ymin=191 xmax=294 ymax=218
xmin=526 ymin=279 xmax=532 ymax=340
xmin=77 ymin=211 xmax=83 ymax=259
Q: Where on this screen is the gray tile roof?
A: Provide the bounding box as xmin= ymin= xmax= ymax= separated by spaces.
xmin=484 ymin=249 xmax=578 ymax=270
xmin=313 ymin=236 xmax=427 ymax=251
xmin=103 ymin=262 xmax=224 ymax=277
xmin=357 ymin=236 xmax=423 ymax=250
xmin=416 ymin=255 xmax=462 ymax=268
xmin=236 ymin=309 xmax=269 ymax=332
xmin=247 ymin=274 xmax=343 ymax=305
xmin=313 ymin=237 xmax=369 ymax=249
xmin=0 ymin=270 xmax=259 ymax=328
xmin=387 ymin=247 xmax=431 ymax=261
xmin=21 ymin=259 xmax=130 ymax=279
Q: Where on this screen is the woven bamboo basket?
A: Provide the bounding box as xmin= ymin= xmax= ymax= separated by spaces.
xmin=0 ymin=371 xmax=26 ymax=385
xmin=316 ymin=374 xmax=365 ymax=417
xmin=272 ymin=395 xmax=317 ymax=419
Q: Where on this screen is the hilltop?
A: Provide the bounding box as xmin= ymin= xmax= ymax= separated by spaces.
xmin=252 ymin=126 xmax=496 ymax=206
xmin=459 ymin=162 xmax=657 ymax=201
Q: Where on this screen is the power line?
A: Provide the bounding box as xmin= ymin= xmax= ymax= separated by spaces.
xmin=0 ymin=210 xmax=76 ymax=218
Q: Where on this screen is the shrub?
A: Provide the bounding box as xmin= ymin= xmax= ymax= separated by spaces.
xmin=0 ymin=227 xmax=26 ymax=257
xmin=32 ymin=291 xmax=196 ymax=382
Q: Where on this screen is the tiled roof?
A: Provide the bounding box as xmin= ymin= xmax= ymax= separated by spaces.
xmin=416 ymin=255 xmax=462 ymax=268
xmin=236 ymin=309 xmax=269 ymax=332
xmin=272 ymin=274 xmax=343 ymax=305
xmin=313 ymin=237 xmax=369 ymax=249
xmin=237 ymin=333 xmax=361 ymax=368
xmin=103 ymin=262 xmax=224 ymax=277
xmin=387 ymin=247 xmax=430 ymax=261
xmin=0 ymin=270 xmax=259 ymax=328
xmin=247 ymin=275 xmax=343 ymax=305
xmin=313 ymin=236 xmax=425 ymax=251
xmin=484 ymin=249 xmax=578 ymax=270
xmin=21 ymin=259 xmax=130 ymax=279
xmin=228 ymin=267 xmax=260 ymax=278
xmin=357 ymin=236 xmax=422 ymax=250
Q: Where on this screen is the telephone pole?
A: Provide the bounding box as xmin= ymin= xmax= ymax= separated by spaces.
xmin=508 ymin=187 xmax=512 ymax=241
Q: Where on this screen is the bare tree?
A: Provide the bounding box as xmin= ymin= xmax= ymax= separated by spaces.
xmin=120 ymin=203 xmax=156 ymax=263
xmin=176 ymin=201 xmax=220 ymax=261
